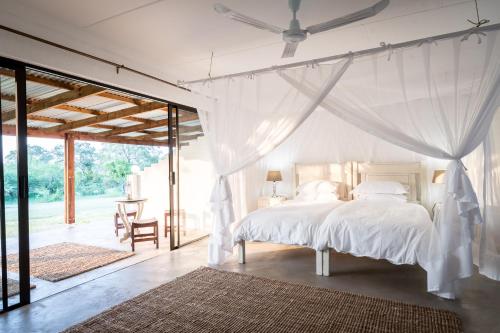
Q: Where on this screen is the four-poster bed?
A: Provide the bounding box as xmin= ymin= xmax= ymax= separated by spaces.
xmin=187 ymin=23 xmax=500 ymax=299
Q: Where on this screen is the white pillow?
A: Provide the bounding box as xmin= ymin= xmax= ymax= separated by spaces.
xmin=352 ymin=181 xmax=407 ymax=195
xmin=315 ymin=192 xmax=339 ymax=202
xmin=297 ymin=180 xmax=338 ymax=195
xmin=356 ymin=193 xmax=407 ymax=203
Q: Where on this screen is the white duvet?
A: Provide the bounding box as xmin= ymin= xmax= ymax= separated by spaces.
xmin=233 ymin=199 xmax=343 ymax=247
xmin=314 ymin=200 xmax=433 ymax=267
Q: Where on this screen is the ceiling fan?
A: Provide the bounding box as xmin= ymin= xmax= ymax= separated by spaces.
xmin=214 ymin=0 xmax=389 ymax=58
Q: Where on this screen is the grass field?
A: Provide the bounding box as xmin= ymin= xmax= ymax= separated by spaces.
xmin=5 ymin=195 xmax=123 ymax=237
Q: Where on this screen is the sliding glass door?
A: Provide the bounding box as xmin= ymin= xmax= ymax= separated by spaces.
xmin=0 ymin=60 xmax=30 ymax=312
xmin=168 ymin=105 xmax=211 ymax=250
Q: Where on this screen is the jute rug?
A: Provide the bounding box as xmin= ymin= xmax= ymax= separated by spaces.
xmin=7 ymin=242 xmax=134 ymax=282
xmin=0 ymin=278 xmax=36 ymax=299
xmin=63 ymin=267 xmax=462 ymax=333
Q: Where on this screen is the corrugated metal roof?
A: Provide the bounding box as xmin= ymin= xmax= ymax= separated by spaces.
xmin=37 ymin=109 xmax=93 ymax=121
xmin=119 ymin=132 xmax=146 ymax=137
xmin=26 ymin=69 xmax=83 ymax=88
xmin=27 ymin=120 xmax=58 ymax=128
xmin=2 ymin=69 xmax=200 ymax=144
xmin=26 ymin=81 xmax=67 ymax=101
xmin=1 ymin=100 xmax=15 ymax=113
xmin=133 ymin=109 xmax=168 ymax=119
xmin=147 ymin=125 xmax=168 ymax=132
xmin=68 ymin=96 xmax=132 ymax=111
xmin=70 ymin=126 xmax=108 ymax=133
xmin=1 ymin=76 xmax=16 ymax=96
xmin=99 ymin=119 xmax=141 ymax=127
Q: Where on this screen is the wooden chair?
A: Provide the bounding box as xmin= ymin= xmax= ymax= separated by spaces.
xmin=114 ymin=211 xmax=137 ymax=237
xmin=164 ymin=210 xmax=186 ymax=237
xmin=131 ymin=218 xmax=159 ymax=252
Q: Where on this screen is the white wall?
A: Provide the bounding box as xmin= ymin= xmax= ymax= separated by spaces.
xmin=139 ymin=137 xmax=215 ymax=232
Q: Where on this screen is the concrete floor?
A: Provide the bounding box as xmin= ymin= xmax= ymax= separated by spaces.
xmin=4 ymin=219 xmax=207 ymax=302
xmin=1 ymin=240 xmax=499 ymax=333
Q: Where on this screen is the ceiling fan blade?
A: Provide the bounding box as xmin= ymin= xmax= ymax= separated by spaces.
xmin=281 ymin=42 xmax=298 ymax=58
xmin=214 ymin=3 xmax=285 ymax=34
xmin=306 ymin=0 xmax=389 ymax=34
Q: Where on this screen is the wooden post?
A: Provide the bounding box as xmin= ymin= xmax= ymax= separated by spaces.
xmin=64 ymin=134 xmax=75 ymax=224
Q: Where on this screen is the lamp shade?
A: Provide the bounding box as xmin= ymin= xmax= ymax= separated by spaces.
xmin=432 ymin=170 xmax=446 ymax=184
xmin=266 ymin=170 xmax=282 ymax=182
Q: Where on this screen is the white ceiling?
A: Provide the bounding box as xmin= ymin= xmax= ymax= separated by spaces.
xmin=2 ymin=0 xmax=499 ymax=82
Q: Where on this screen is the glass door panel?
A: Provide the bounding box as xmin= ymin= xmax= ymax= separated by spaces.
xmin=0 ymin=64 xmax=30 ymax=311
xmin=168 ymin=105 xmax=211 ymax=249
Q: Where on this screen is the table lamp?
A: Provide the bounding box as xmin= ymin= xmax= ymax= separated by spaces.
xmin=432 ymin=170 xmax=446 ymax=184
xmin=266 ymin=170 xmax=282 ymax=198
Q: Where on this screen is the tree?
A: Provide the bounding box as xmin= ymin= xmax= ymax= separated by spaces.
xmin=104 ymin=159 xmax=130 ymax=190
xmin=75 ymin=142 xmax=104 ymax=196
xmin=1 ymin=140 xmax=166 ymax=202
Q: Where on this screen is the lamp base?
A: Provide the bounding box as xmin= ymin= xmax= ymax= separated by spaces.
xmin=272 ymin=182 xmax=277 ymax=198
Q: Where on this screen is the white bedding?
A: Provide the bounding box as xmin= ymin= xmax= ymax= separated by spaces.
xmin=233 ymin=199 xmax=343 ymax=247
xmin=314 ymin=200 xmax=433 ymax=267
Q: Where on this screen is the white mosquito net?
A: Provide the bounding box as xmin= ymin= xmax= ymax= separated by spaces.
xmin=188 ymin=26 xmax=500 ymax=299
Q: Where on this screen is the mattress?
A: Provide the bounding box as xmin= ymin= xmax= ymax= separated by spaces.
xmin=232 ymin=199 xmax=344 ymax=247
xmin=313 ymin=199 xmax=433 ymax=267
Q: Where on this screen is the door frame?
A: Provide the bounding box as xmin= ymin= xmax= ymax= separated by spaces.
xmin=0 ymin=57 xmax=30 ymax=312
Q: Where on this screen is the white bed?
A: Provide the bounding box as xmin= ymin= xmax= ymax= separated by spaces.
xmin=233 ymin=199 xmax=343 ymax=249
xmin=315 ymin=162 xmax=434 ymax=277
xmin=233 ymin=162 xmax=352 ymax=273
xmin=234 ymin=162 xmax=434 ymax=279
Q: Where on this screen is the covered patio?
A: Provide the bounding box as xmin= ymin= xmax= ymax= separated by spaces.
xmin=1 ymin=67 xmax=202 ymax=224
xmin=1 ymin=67 xmax=205 ymax=302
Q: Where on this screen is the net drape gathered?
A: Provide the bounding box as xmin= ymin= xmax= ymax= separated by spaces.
xmin=280 ymin=31 xmax=500 ymax=298
xmin=193 ymin=58 xmax=352 ymax=265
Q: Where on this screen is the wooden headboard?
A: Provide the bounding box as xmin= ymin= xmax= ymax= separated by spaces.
xmin=353 ymin=162 xmax=422 ymax=202
xmin=293 ymin=162 xmax=354 ymax=201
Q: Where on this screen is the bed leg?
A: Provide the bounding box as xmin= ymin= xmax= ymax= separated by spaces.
xmin=238 ymin=240 xmax=246 ymax=264
xmin=316 ymin=251 xmax=323 ymax=275
xmin=322 ymin=249 xmax=333 ymax=276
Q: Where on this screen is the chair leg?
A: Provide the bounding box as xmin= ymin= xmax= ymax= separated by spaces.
xmin=131 ymin=227 xmax=135 ymax=252
xmin=156 ymin=225 xmax=159 ymax=249
xmin=114 ymin=214 xmax=118 ymax=237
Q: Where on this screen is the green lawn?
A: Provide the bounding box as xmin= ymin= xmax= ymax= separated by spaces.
xmin=5 ymin=195 xmax=123 ymax=238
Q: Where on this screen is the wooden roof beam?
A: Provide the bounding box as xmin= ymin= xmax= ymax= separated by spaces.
xmin=102 ymin=119 xmax=169 ymax=137
xmin=1 ymin=93 xmax=15 ymax=102
xmin=55 ymin=104 xmax=165 ymax=126
xmin=97 ymin=91 xmax=146 ymax=106
xmin=2 ymin=85 xmax=106 ymax=122
xmin=136 ymin=125 xmax=203 ymax=141
xmin=45 ymin=101 xmax=165 ymax=133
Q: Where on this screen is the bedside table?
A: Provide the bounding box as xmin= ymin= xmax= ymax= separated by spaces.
xmin=257 ymin=196 xmax=286 ymax=209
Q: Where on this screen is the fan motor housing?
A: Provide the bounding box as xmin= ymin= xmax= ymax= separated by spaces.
xmin=283 ymin=30 xmax=307 ymax=43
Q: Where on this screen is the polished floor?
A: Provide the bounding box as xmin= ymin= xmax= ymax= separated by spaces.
xmin=4 ymin=219 xmax=207 ymax=302
xmin=1 ymin=240 xmax=500 ymax=333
